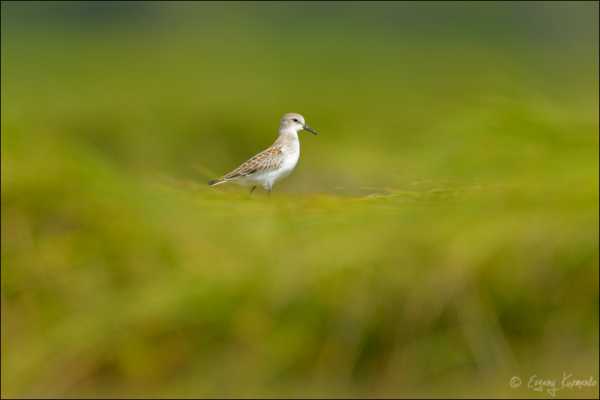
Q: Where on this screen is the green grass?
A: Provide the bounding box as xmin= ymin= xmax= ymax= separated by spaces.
xmin=1 ymin=3 xmax=599 ymax=398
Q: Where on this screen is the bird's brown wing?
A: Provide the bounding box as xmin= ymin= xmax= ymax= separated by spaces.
xmin=220 ymin=145 xmax=284 ymax=181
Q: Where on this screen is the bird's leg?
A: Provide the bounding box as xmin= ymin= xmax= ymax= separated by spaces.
xmin=249 ymin=186 xmax=257 ymax=195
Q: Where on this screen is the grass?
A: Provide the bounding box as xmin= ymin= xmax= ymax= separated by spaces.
xmin=1 ymin=2 xmax=599 ymax=398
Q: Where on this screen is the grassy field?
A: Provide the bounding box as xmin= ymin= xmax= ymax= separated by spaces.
xmin=1 ymin=2 xmax=599 ymax=398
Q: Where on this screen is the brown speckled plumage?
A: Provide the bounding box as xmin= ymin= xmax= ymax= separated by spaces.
xmin=209 ymin=145 xmax=285 ymax=185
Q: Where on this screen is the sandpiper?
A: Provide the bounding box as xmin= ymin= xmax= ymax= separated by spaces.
xmin=208 ymin=113 xmax=318 ymax=193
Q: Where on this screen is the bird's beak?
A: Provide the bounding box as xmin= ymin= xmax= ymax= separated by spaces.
xmin=303 ymin=124 xmax=318 ymax=135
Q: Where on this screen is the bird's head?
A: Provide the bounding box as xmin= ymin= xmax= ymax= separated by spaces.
xmin=280 ymin=113 xmax=318 ymax=135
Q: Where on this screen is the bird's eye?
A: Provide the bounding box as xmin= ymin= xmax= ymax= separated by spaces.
xmin=292 ymin=119 xmax=299 ymax=123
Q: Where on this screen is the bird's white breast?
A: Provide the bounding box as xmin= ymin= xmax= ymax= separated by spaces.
xmin=277 ymin=148 xmax=300 ymax=178
xmin=262 ymin=138 xmax=299 ymax=188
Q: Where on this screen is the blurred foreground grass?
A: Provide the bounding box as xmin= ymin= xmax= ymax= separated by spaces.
xmin=1 ymin=2 xmax=599 ymax=398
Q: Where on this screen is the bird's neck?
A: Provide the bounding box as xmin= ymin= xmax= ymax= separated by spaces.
xmin=277 ymin=128 xmax=299 ymax=141
xmin=276 ymin=129 xmax=300 ymax=150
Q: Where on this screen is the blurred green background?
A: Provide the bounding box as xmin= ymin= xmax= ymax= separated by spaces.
xmin=1 ymin=1 xmax=598 ymax=398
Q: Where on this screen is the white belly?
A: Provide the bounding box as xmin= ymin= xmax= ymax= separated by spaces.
xmin=239 ymin=150 xmax=299 ymax=190
xmin=276 ymin=151 xmax=300 ymax=180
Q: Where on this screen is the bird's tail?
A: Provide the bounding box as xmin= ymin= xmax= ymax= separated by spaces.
xmin=208 ymin=178 xmax=227 ymax=186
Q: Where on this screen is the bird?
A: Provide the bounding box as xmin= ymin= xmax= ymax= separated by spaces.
xmin=208 ymin=113 xmax=318 ymax=194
